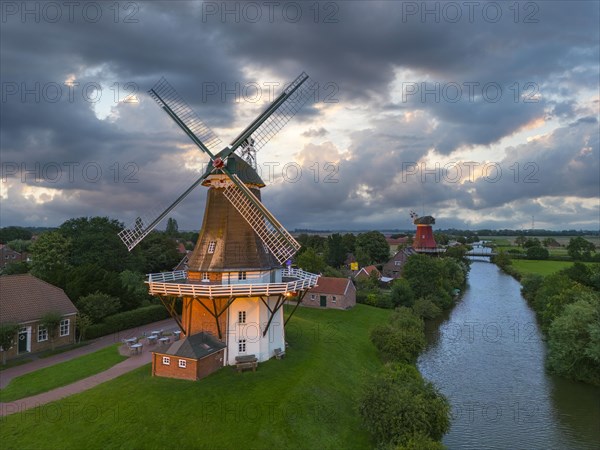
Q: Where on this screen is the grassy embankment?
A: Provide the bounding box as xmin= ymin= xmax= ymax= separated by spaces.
xmin=0 ymin=344 xmax=126 ymax=402
xmin=1 ymin=305 xmax=390 ymax=449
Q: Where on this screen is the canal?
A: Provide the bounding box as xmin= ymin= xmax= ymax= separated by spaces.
xmin=417 ymin=261 xmax=600 ymax=450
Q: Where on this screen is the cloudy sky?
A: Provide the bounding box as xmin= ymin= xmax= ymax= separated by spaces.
xmin=1 ymin=1 xmax=599 ymax=232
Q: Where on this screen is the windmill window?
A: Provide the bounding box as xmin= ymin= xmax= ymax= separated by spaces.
xmin=59 ymin=319 xmax=70 ymax=337
xmin=202 ymin=272 xmax=210 ymax=282
xmin=162 ymin=356 xmax=170 ymax=365
xmin=238 ymin=339 xmax=247 ymax=353
xmin=311 ymin=294 xmax=316 ymax=300
xmin=178 ymin=359 xmax=187 ymax=368
xmin=208 ymin=241 xmax=216 ymax=254
xmin=238 ymin=271 xmax=247 ymax=280
xmin=332 ymin=296 xmax=337 ymax=303
xmin=38 ymin=326 xmax=48 ymax=342
xmin=238 ymin=311 xmax=246 ymax=324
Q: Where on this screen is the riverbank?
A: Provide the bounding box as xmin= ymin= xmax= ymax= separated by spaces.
xmin=418 ymin=262 xmax=600 ymax=449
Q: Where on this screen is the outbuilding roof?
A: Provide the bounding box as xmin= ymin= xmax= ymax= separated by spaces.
xmin=308 ymin=277 xmax=353 ymax=296
xmin=161 ymin=332 xmax=226 ymax=360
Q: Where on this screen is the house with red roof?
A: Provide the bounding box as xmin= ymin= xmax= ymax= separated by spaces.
xmin=303 ymin=277 xmax=356 ymax=310
xmin=354 ymin=265 xmax=381 ymax=281
xmin=0 ymin=274 xmax=78 ymax=361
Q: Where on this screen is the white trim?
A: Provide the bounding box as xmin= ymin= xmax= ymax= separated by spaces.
xmin=178 ymin=359 xmax=187 ymax=368
xmin=59 ymin=318 xmax=70 ymax=337
xmin=162 ymin=356 xmax=170 ymax=365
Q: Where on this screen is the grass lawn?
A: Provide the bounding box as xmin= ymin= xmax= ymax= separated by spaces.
xmin=0 ymin=344 xmax=126 ymax=402
xmin=510 ymin=260 xmax=594 ymax=277
xmin=0 ymin=305 xmax=390 ymax=450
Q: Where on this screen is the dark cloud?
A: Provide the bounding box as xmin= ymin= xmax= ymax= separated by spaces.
xmin=1 ymin=1 xmax=598 ymax=230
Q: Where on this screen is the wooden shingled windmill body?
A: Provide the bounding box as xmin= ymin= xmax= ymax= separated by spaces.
xmin=119 ymin=73 xmax=319 ymax=380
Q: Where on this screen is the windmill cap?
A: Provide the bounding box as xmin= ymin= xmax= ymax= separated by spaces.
xmin=414 ymin=215 xmax=435 ymax=225
xmin=202 ymin=153 xmax=265 ymax=187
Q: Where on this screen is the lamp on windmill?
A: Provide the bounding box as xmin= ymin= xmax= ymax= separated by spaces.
xmin=117 ymin=72 xmax=320 ymax=380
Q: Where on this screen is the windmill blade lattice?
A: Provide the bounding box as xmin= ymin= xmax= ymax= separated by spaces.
xmin=239 ymin=72 xmax=318 ymax=151
xmin=149 ymin=77 xmax=222 ymax=153
xmin=223 ymin=174 xmax=301 ymax=264
xmin=118 ymin=170 xmax=212 ymax=250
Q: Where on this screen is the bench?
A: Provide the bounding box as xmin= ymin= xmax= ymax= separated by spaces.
xmin=235 ymin=355 xmax=258 ymax=373
xmin=274 ymin=348 xmax=285 ymax=359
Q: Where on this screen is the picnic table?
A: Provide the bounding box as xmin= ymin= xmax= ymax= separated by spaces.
xmin=130 ymin=343 xmax=143 ymax=355
xmin=124 ymin=338 xmax=137 ymax=345
xmin=159 ymin=337 xmax=170 ymax=345
xmin=147 ymin=335 xmax=158 ymax=345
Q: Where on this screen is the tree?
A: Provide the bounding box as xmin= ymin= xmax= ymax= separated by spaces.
xmin=295 ymin=247 xmax=326 ymax=274
xmin=165 ymin=217 xmax=179 ymax=237
xmin=65 ymin=264 xmax=123 ymax=304
xmin=1 ymin=261 xmax=30 ymax=275
xmin=412 ymin=297 xmax=442 ymax=319
xmin=355 ymin=231 xmax=390 ymax=264
xmin=59 ymin=217 xmax=130 ymax=272
xmin=515 ymin=235 xmax=527 ymax=247
xmin=567 ymin=237 xmax=596 ymax=261
xmin=359 ymin=363 xmax=450 ymax=446
xmin=134 ymin=232 xmax=181 ymax=273
xmin=76 ymin=314 xmax=93 ymax=343
xmin=523 ymin=238 xmax=541 ymax=249
xmin=0 ymin=226 xmax=32 ymax=243
xmin=526 ymin=246 xmax=549 ymax=260
xmin=0 ymin=323 xmax=19 ymax=365
xmin=6 ymin=239 xmax=32 ymax=253
xmin=390 ymin=279 xmax=415 ymax=308
xmin=325 ymin=233 xmax=346 ymax=268
xmin=341 ymin=233 xmax=356 ymax=254
xmin=40 ymin=311 xmax=63 ymax=351
xmin=119 ymin=270 xmax=151 ymax=311
xmin=542 ymin=237 xmax=560 ymax=247
xmin=77 ymin=292 xmax=121 ymax=323
xmin=29 ymin=231 xmax=71 ymax=287
xmin=547 ymin=298 xmax=600 ymax=385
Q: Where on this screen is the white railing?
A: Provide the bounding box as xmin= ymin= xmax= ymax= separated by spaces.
xmin=146 ymin=268 xmax=319 ymax=298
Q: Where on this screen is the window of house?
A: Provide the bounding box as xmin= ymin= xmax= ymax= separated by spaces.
xmin=59 ymin=319 xmax=69 ymax=337
xmin=238 ymin=271 xmax=247 ymax=280
xmin=162 ymin=356 xmax=170 ymax=365
xmin=238 ymin=339 xmax=246 ymax=353
xmin=208 ymin=241 xmax=216 ymax=254
xmin=38 ymin=326 xmax=48 ymax=342
xmin=202 ymin=272 xmax=210 ymax=282
xmin=332 ymin=296 xmax=337 ymax=303
xmin=178 ymin=359 xmax=187 ymax=368
xmin=394 ymin=261 xmax=402 ymax=266
xmin=238 ymin=311 xmax=246 ymax=324
xmin=311 ymin=294 xmax=316 ymax=300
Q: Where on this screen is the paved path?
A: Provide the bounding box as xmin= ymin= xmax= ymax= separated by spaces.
xmin=0 ymin=318 xmax=178 ymax=416
xmin=0 ymin=318 xmax=176 ymax=389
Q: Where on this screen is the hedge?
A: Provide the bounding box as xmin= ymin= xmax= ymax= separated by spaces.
xmin=86 ymin=305 xmax=170 ymax=339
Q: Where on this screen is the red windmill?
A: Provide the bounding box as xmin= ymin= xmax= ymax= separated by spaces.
xmin=410 ymin=211 xmax=437 ymax=250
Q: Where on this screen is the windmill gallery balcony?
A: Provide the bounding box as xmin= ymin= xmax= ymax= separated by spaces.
xmin=146 ymin=268 xmax=319 ymax=298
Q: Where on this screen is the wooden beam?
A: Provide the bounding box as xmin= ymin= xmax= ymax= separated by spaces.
xmin=262 ymin=295 xmax=285 ymax=337
xmin=158 ymin=296 xmax=184 ymax=333
xmin=284 ymin=291 xmax=308 ymax=327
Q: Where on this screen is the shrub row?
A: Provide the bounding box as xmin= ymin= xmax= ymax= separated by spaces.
xmin=86 ymin=305 xmax=170 ymax=339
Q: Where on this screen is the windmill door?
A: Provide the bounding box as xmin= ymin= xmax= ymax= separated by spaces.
xmin=18 ymin=327 xmax=29 ymax=353
xmin=320 ymin=295 xmax=327 ymax=307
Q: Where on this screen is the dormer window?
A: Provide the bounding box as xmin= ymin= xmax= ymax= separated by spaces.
xmin=208 ymin=241 xmax=216 ymax=254
xmin=202 ymin=272 xmax=210 ymax=282
xmin=238 ymin=271 xmax=247 ymax=280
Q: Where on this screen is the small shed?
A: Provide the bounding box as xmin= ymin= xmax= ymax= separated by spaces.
xmin=152 ymin=332 xmax=226 ymax=381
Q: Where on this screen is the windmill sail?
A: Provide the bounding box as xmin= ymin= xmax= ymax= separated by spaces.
xmin=228 ymin=72 xmax=318 ymax=158
xmin=118 ymin=170 xmax=212 ymax=250
xmin=222 ymin=174 xmax=300 ymax=264
xmin=149 ymin=77 xmax=222 ymax=154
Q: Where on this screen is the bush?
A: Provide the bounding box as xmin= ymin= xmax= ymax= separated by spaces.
xmin=77 ymin=292 xmax=121 ymax=323
xmin=526 ymin=246 xmax=549 ymax=260
xmin=86 ymin=305 xmax=170 ymax=339
xmin=390 ymin=279 xmax=415 ymax=308
xmin=412 ymin=297 xmax=442 ymax=320
xmin=521 ymin=274 xmax=544 ymax=299
xmin=371 ymin=308 xmax=425 ymax=363
xmin=547 ymin=298 xmax=600 ymax=386
xmin=359 ymin=363 xmax=450 ymax=447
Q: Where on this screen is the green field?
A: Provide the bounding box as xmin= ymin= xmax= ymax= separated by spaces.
xmin=0 ymin=344 xmax=126 ymax=402
xmin=0 ymin=305 xmax=390 ymax=449
xmin=510 ymin=260 xmax=593 ymax=277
